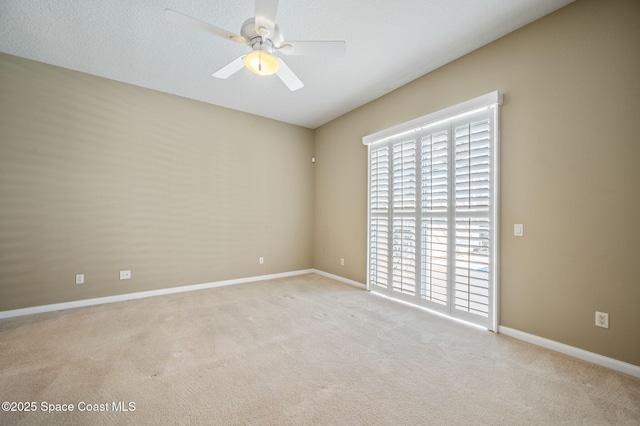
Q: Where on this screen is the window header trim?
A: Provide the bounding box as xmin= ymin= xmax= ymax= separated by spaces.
xmin=362 ymin=91 xmax=503 ymax=146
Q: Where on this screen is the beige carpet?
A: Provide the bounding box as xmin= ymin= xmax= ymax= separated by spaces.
xmin=1 ymin=274 xmax=639 ymax=425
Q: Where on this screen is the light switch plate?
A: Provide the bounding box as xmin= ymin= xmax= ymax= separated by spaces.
xmin=514 ymin=224 xmax=524 ymax=237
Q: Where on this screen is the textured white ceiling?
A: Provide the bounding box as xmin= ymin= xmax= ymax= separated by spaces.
xmin=0 ymin=0 xmax=574 ymax=129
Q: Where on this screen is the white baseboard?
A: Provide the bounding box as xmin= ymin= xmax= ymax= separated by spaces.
xmin=312 ymin=269 xmax=366 ymax=289
xmin=499 ymin=326 xmax=640 ymax=379
xmin=0 ymin=269 xmax=315 ymax=320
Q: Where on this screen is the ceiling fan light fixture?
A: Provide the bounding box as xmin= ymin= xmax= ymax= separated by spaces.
xmin=166 ymin=3 xmax=344 ymax=90
xmin=244 ymin=50 xmax=279 ymax=76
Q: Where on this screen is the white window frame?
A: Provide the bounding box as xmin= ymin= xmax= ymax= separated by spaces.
xmin=363 ymin=91 xmax=502 ymax=331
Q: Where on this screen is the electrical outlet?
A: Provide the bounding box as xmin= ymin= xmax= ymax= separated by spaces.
xmin=119 ymin=270 xmax=131 ymax=280
xmin=75 ymin=274 xmax=84 ymax=285
xmin=595 ymin=311 xmax=609 ymax=328
xmin=259 ymin=257 xmax=264 ymax=264
xmin=340 ymin=258 xmax=345 ymax=266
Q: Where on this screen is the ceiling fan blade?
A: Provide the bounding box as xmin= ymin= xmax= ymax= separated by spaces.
xmin=165 ymin=9 xmax=246 ymax=44
xmin=255 ymin=0 xmax=279 ymax=38
xmin=212 ymin=56 xmax=246 ymax=79
xmin=275 ymin=58 xmax=303 ymax=91
xmin=277 ymin=41 xmax=346 ymax=57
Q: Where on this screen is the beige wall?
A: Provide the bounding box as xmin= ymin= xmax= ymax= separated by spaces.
xmin=0 ymin=53 xmax=314 ymax=311
xmin=314 ymin=0 xmax=640 ymax=366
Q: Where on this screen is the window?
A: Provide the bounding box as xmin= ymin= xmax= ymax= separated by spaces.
xmin=364 ymin=92 xmax=502 ymax=330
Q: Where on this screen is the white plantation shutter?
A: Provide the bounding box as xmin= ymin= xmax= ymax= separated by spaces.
xmin=364 ymin=92 xmax=501 ymax=330
xmin=454 ymin=117 xmax=491 ymax=319
xmin=370 ymin=146 xmax=390 ymax=290
xmin=392 ymin=141 xmax=417 ymax=296
xmin=421 ymin=129 xmax=449 ymax=306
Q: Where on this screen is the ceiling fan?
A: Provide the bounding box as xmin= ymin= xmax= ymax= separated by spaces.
xmin=165 ymin=0 xmax=346 ymax=91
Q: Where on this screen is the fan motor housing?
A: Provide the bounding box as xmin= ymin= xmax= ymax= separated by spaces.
xmin=240 ymin=18 xmax=283 ymax=46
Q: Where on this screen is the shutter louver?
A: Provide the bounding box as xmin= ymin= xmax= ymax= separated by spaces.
xmin=371 ymin=147 xmax=390 ymax=214
xmin=393 ymin=217 xmax=416 ymax=295
xmin=421 ymin=218 xmax=447 ymax=305
xmin=393 ymin=141 xmax=417 ymax=212
xmin=370 ymin=217 xmax=390 ymax=289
